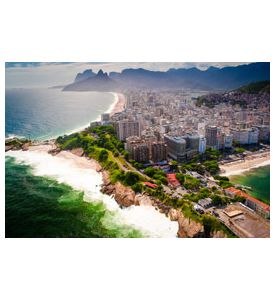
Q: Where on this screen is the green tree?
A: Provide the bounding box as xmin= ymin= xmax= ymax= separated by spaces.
xmin=132 ymin=183 xmax=143 ymax=193
xmin=124 ymin=172 xmax=140 ymax=186
xmin=98 ymin=149 xmax=109 ymax=162
xmin=170 ymin=160 xmax=179 ymax=171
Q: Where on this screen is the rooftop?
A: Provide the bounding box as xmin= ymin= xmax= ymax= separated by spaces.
xmin=166 ymin=173 xmax=181 ymax=188
xmin=226 ymin=187 xmax=270 ymax=211
xmin=143 ymin=182 xmax=158 ymax=189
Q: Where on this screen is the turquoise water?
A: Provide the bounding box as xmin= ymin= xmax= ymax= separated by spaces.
xmin=5 ymin=88 xmax=178 ymax=238
xmin=5 ymin=157 xmax=142 ymax=238
xmin=5 ymin=88 xmax=115 ymax=140
xmin=5 ymin=88 xmax=130 ymax=238
xmin=230 ymin=165 xmax=270 ymax=204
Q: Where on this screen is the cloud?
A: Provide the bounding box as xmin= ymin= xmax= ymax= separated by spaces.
xmin=5 ymin=62 xmax=249 ymax=88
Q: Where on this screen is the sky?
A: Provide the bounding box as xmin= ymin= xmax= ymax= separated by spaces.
xmin=5 ymin=62 xmax=248 ymax=88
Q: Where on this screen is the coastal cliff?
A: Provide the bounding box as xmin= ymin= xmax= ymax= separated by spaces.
xmin=100 ymin=170 xmax=210 ymax=238
xmin=6 ymin=141 xmax=228 ymax=238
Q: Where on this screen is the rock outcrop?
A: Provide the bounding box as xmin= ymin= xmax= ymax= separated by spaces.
xmin=168 ymin=209 xmax=204 ymax=238
xmin=48 ymin=147 xmax=61 ymax=156
xmin=100 ymin=171 xmax=205 ymax=238
xmin=211 ymin=230 xmax=227 ymax=238
xmin=71 ymin=148 xmax=84 ymax=157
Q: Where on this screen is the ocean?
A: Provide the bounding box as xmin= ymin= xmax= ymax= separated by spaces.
xmin=5 ymin=88 xmax=178 ymax=238
xmin=229 ymin=165 xmax=270 ymax=204
xmin=5 ymin=88 xmax=116 ymax=140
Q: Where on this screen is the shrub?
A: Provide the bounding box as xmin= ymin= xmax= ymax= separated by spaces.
xmin=124 ymin=172 xmax=140 ymax=186
xmin=98 ymin=149 xmax=109 ymax=162
xmin=132 ymin=183 xmax=143 ymax=193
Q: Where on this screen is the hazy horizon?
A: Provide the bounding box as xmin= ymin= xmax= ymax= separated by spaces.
xmin=5 ymin=62 xmax=249 ymax=88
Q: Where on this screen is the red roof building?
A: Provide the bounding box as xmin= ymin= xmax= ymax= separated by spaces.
xmin=225 ymin=187 xmax=270 ymax=219
xmin=166 ymin=173 xmax=181 ymax=188
xmin=143 ymin=182 xmax=158 ymax=189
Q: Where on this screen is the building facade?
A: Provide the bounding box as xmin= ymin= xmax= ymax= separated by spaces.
xmin=116 ymin=120 xmax=140 ymax=141
xmin=205 ymin=125 xmax=218 ymax=149
xmin=199 ymin=136 xmax=206 ymax=153
xmin=164 ymin=135 xmax=186 ymax=162
xmin=151 ymin=142 xmax=167 ymax=162
xmin=164 ymin=135 xmax=199 ymax=162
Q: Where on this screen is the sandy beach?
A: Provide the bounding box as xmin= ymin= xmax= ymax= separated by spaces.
xmin=21 ymin=91 xmax=127 ymax=173
xmin=27 ymin=144 xmax=102 ymax=172
xmin=110 ymin=93 xmax=126 ymax=116
xmin=219 ymin=152 xmax=270 ymax=176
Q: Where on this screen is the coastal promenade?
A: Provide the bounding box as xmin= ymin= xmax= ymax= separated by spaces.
xmin=219 ymin=151 xmax=270 ymax=176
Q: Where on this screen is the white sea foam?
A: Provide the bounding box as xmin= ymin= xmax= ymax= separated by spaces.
xmin=5 ymin=134 xmax=26 ymax=140
xmin=6 ymin=149 xmax=178 ymax=237
xmin=106 ymin=92 xmax=119 ymax=113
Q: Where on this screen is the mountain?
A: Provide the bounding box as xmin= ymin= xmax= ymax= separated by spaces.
xmin=63 ymin=69 xmax=118 ymax=91
xmin=63 ymin=62 xmax=270 ymax=91
xmin=74 ymin=69 xmax=96 ymax=82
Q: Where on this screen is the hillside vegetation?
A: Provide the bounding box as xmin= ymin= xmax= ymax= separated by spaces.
xmin=236 ymin=80 xmax=270 ymax=94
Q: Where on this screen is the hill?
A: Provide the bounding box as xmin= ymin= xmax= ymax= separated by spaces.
xmin=236 ymin=80 xmax=270 ymax=94
xmin=63 ymin=69 xmax=119 ymax=92
xmin=196 ymin=80 xmax=270 ymax=108
xmin=63 ymin=62 xmax=270 ymax=92
xmin=74 ymin=69 xmax=96 ymax=83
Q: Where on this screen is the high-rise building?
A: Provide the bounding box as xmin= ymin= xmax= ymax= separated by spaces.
xmin=142 ymin=134 xmax=158 ymax=158
xmin=164 ymin=136 xmax=186 ymax=162
xmin=132 ymin=143 xmax=149 ymax=162
xmin=231 ymin=128 xmax=259 ymax=145
xmin=125 ymin=136 xmax=142 ymax=152
xmin=224 ymin=134 xmax=233 ymax=148
xmin=151 ymin=142 xmax=167 ymax=162
xmin=164 ymin=135 xmax=199 ymax=162
xmin=256 ymin=125 xmax=270 ymax=142
xmin=205 ymin=125 xmax=218 ymax=149
xmin=185 ymin=135 xmax=200 ymax=150
xmin=126 ymin=136 xmax=149 ymax=162
xmin=199 ymin=136 xmax=206 ymax=153
xmin=231 ymin=128 xmax=249 ymax=145
xmin=248 ymin=127 xmax=259 ymax=144
xmin=116 ymin=120 xmax=140 ymax=141
xmin=217 ymin=132 xmax=224 ymax=150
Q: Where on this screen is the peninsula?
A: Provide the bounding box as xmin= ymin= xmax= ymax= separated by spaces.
xmin=6 ymin=79 xmax=270 ymax=238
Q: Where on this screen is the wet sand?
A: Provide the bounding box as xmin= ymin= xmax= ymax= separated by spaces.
xmin=219 ymin=152 xmax=270 ymax=176
xmin=110 ymin=93 xmax=126 ymax=116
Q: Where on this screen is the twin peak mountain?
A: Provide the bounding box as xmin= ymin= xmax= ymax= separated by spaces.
xmin=63 ymin=62 xmax=270 ymax=92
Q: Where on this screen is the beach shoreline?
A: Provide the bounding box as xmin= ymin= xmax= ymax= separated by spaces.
xmin=5 ymin=91 xmax=126 ymax=142
xmin=109 ymin=92 xmax=126 ymax=116
xmin=6 ymin=144 xmax=179 ymax=237
xmin=219 ymin=152 xmax=270 ymax=177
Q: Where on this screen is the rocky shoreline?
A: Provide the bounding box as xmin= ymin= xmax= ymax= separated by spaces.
xmin=99 ymin=168 xmax=226 ymax=238
xmin=6 ymin=139 xmax=226 ymax=238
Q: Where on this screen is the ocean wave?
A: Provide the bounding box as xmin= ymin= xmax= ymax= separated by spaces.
xmin=6 ymin=149 xmax=178 ymax=238
xmin=5 ymin=134 xmax=26 ymax=140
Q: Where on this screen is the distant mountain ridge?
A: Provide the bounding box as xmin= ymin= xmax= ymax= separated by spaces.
xmin=63 ymin=62 xmax=270 ymax=92
xmin=74 ymin=69 xmax=96 ymax=82
xmin=63 ymin=69 xmax=117 ymax=91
